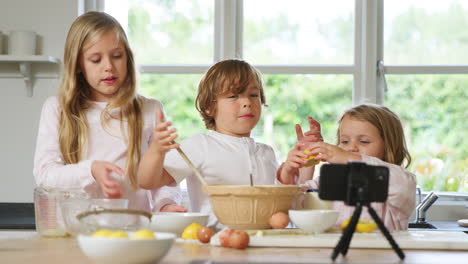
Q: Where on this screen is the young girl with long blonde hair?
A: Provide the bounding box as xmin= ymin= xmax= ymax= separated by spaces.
xmin=280 ymin=104 xmax=416 ymax=231
xmin=33 ymin=11 xmax=185 ymax=212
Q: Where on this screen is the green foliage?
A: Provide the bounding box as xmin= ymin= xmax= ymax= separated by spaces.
xmin=128 ymin=1 xmax=467 ymax=192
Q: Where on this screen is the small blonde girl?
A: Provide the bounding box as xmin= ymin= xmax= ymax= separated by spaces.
xmin=280 ymin=104 xmax=416 ymax=231
xmin=33 ymin=11 xmax=185 ymax=212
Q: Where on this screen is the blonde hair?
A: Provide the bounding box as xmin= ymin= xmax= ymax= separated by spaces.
xmin=195 ymin=59 xmax=266 ymax=130
xmin=337 ymin=104 xmax=412 ymax=168
xmin=58 ymin=11 xmax=142 ymax=189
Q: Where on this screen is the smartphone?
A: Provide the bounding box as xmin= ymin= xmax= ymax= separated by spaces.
xmin=318 ymin=162 xmax=389 ymax=204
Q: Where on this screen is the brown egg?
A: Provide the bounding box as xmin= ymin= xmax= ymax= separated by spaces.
xmin=228 ymin=230 xmax=249 ymax=249
xmin=219 ymin=229 xmax=234 ymax=248
xmin=197 ymin=227 xmax=215 ymax=244
xmin=269 ymin=211 xmax=289 ymax=229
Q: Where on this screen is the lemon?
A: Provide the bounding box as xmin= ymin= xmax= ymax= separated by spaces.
xmin=108 ymin=231 xmax=129 ymax=238
xmin=341 ymin=218 xmax=377 ymax=233
xmin=132 ymin=229 xmax=156 ymax=240
xmin=91 ymin=229 xmax=114 ymax=238
xmin=181 ymin=222 xmax=203 ymax=240
xmin=303 ymin=149 xmax=319 ymax=167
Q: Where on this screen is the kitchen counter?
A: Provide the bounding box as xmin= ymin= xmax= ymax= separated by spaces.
xmin=1 ymin=230 xmax=468 ymax=263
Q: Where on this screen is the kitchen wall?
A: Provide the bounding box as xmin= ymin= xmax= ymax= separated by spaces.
xmin=0 ymin=0 xmax=80 ymax=202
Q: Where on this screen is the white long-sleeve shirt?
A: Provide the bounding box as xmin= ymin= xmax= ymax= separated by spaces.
xmin=303 ymin=155 xmax=416 ymax=231
xmin=33 ymin=96 xmax=181 ymax=212
xmin=164 ymin=131 xmax=280 ymax=228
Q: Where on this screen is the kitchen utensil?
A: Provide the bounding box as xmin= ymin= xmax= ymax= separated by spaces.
xmin=249 ymin=173 xmax=253 ymax=186
xmin=89 ymin=198 xmax=129 ymax=210
xmin=289 ymin=209 xmax=339 ymax=234
xmin=210 ymin=229 xmax=468 ymax=250
xmin=203 ymin=184 xmax=302 ymax=229
xmin=77 ymin=209 xmax=152 ymax=234
xmin=174 ymin=146 xmax=207 ymax=185
xmin=60 ymin=198 xmax=92 ymax=236
xmin=78 ymin=231 xmax=175 ymax=263
xmin=34 ymin=187 xmax=87 ymax=237
xmin=150 ymin=212 xmax=208 ymax=236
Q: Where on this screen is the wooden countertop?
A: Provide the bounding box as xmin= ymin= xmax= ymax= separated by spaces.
xmin=1 ymin=230 xmax=467 ymax=264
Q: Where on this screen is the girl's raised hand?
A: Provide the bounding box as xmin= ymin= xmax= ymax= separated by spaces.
xmin=307 ymin=142 xmax=361 ymax=164
xmin=91 ymin=161 xmax=124 ymax=198
xmin=150 ymin=109 xmax=180 ymax=154
xmin=296 ymin=116 xmax=323 ymax=144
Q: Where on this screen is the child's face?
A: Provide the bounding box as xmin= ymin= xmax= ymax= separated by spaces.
xmin=79 ymin=31 xmax=128 ymax=102
xmin=338 ymin=116 xmax=385 ymax=160
xmin=211 ymin=80 xmax=262 ymax=137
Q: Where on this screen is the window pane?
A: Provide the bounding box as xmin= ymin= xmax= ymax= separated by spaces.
xmin=384 ymin=0 xmax=468 ymax=65
xmin=385 ymin=75 xmax=468 ymax=192
xmin=139 ymin=74 xmax=351 ymax=161
xmin=107 ymin=0 xmax=214 ymax=64
xmin=139 ymin=74 xmax=207 ymax=140
xmin=254 ymin=75 xmax=352 ymax=160
xmin=244 ymin=0 xmax=354 ymax=65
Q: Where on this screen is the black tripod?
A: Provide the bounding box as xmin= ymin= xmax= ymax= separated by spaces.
xmin=331 ymin=186 xmax=405 ymax=261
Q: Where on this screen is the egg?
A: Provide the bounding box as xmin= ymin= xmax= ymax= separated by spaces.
xmin=197 ymin=227 xmax=215 ymax=243
xmin=228 ymin=230 xmax=249 ymax=249
xmin=269 ymin=211 xmax=289 ymax=229
xmin=219 ymin=229 xmax=234 ymax=247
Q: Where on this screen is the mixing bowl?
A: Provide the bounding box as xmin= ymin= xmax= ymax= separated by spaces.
xmin=78 ymin=231 xmax=175 ymax=264
xmin=150 ymin=212 xmax=209 ymax=236
xmin=289 ymin=209 xmax=339 ymax=234
xmin=203 ymin=184 xmax=302 ymax=229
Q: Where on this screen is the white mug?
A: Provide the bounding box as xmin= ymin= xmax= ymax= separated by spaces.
xmin=8 ymin=30 xmax=37 ymax=55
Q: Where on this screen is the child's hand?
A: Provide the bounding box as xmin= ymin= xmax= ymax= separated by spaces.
xmin=307 ymin=142 xmax=361 ymax=164
xmin=150 ymin=109 xmax=180 ymax=155
xmin=284 ymin=142 xmax=310 ymax=170
xmin=160 ymin=204 xmax=188 ymax=212
xmin=296 ymin=116 xmax=323 ymax=144
xmin=91 ymin=161 xmax=124 ymax=198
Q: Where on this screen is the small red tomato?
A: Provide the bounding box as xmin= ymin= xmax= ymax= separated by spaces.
xmin=197 ymin=227 xmax=215 ymax=243
xmin=269 ymin=211 xmax=289 ymax=229
xmin=219 ymin=229 xmax=234 ymax=248
xmin=229 ymin=230 xmax=249 ymax=249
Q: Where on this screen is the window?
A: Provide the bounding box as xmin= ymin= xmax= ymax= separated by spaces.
xmin=101 ymin=0 xmax=467 ymax=193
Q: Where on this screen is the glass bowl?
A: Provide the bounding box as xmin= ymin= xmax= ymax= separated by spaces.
xmin=77 ymin=209 xmax=152 ymax=235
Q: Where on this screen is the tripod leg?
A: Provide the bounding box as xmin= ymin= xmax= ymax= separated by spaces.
xmin=331 ymin=205 xmax=362 ymax=261
xmin=367 ymin=206 xmax=405 ymax=260
xmin=340 ymin=205 xmax=362 ymax=256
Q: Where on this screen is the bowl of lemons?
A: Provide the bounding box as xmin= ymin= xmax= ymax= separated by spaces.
xmin=77 ymin=229 xmax=175 ymax=263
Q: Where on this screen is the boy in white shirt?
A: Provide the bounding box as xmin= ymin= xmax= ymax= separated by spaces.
xmin=138 ymin=59 xmax=280 ymax=228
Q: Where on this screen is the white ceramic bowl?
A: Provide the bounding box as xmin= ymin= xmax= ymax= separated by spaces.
xmin=289 ymin=209 xmax=339 ymax=234
xmin=150 ymin=212 xmax=208 ymax=236
xmin=77 ymin=232 xmax=175 ymax=264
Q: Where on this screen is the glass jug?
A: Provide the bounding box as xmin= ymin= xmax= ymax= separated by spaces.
xmin=34 ymin=187 xmax=87 ymax=237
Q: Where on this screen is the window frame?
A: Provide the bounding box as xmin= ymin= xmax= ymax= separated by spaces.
xmin=92 ymin=0 xmax=468 ymax=196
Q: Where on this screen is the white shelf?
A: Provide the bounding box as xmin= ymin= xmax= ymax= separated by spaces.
xmin=0 ymin=55 xmax=61 ymax=96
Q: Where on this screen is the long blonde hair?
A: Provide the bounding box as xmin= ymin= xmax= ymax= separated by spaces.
xmin=195 ymin=59 xmax=266 ymax=130
xmin=58 ymin=11 xmax=142 ymax=189
xmin=337 ymin=104 xmax=412 ymax=168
